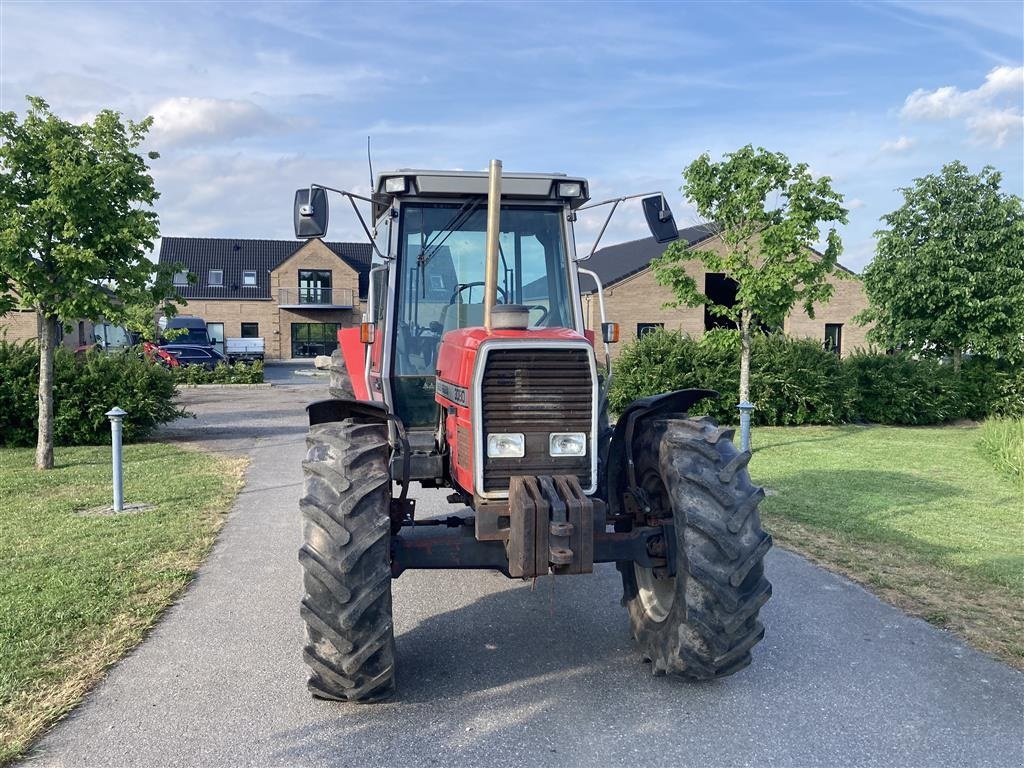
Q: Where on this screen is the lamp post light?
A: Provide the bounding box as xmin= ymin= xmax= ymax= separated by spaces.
xmin=105 ymin=407 xmax=127 ymax=512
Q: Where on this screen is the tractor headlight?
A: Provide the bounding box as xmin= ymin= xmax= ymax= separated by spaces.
xmin=487 ymin=433 xmax=525 ymax=458
xmin=384 ymin=176 xmax=408 ymax=194
xmin=549 ymin=432 xmax=586 ymax=457
xmin=558 ymin=181 xmax=583 ymax=198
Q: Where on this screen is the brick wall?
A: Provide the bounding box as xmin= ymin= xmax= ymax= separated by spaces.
xmin=784 ymin=273 xmax=871 ymax=355
xmin=272 ymin=239 xmax=361 ymax=306
xmin=0 ymin=309 xmax=96 ymax=350
xmin=584 ymin=235 xmax=871 ymax=358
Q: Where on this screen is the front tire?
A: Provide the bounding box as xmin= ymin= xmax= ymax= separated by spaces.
xmin=299 ymin=419 xmax=396 ymax=701
xmin=622 ymin=417 xmax=772 ymax=679
xmin=328 ymin=349 xmax=355 ymax=400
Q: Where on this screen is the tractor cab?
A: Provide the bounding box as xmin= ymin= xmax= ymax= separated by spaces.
xmin=367 ymin=170 xmax=592 ymax=429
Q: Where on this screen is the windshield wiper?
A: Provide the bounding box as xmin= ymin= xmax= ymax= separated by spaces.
xmin=418 ymin=199 xmax=482 ymax=269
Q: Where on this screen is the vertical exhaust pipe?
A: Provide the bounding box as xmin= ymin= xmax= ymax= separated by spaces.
xmin=483 ymin=159 xmax=502 ymax=332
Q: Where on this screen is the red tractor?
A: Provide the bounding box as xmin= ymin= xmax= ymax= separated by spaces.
xmin=293 ymin=162 xmax=771 ymax=701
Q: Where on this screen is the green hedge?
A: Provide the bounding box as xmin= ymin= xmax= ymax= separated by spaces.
xmin=0 ymin=341 xmax=183 ymax=447
xmin=171 ymin=360 xmax=264 ymax=385
xmin=609 ymin=329 xmax=1021 ymax=426
xmin=610 ymin=330 xmax=854 ymax=426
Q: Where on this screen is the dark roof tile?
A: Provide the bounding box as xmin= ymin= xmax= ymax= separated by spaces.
xmin=578 ymin=224 xmax=719 ymax=292
xmin=157 ymin=237 xmax=372 ymax=300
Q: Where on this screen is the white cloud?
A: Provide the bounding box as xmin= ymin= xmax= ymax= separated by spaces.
xmin=846 ymin=198 xmax=866 ymax=210
xmin=146 ymin=97 xmax=285 ymax=146
xmin=900 ymin=66 xmax=1024 ymax=147
xmin=966 ymin=109 xmax=1024 ymax=149
xmin=879 ymin=136 xmax=916 ymax=153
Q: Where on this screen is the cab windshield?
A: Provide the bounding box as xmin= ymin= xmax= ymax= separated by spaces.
xmin=395 ymin=203 xmax=574 ymax=377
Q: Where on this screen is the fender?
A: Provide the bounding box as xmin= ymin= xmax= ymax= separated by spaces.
xmin=600 ymin=389 xmax=718 ymax=518
xmin=306 ymin=397 xmax=413 ymax=506
xmin=307 ymin=398 xmax=388 ymax=427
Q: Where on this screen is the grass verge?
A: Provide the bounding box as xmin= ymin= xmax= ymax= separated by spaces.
xmin=751 ymin=425 xmax=1023 ymax=668
xmin=0 ymin=444 xmax=246 ymax=764
xmin=977 ymin=418 xmax=1023 ymax=484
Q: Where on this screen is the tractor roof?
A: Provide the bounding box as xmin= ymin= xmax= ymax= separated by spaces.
xmin=373 ymin=169 xmax=591 ymax=209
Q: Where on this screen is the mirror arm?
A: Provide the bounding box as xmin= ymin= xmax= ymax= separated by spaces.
xmin=310 ymin=183 xmax=389 ymax=260
xmin=576 ymin=191 xmax=668 ymax=261
xmin=580 ymin=199 xmax=620 ymax=261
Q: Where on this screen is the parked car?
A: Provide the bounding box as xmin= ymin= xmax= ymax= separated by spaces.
xmin=157 ymin=316 xmax=226 ymax=369
xmin=160 ymin=343 xmax=227 ymax=370
xmin=159 ymin=316 xmax=211 ymax=346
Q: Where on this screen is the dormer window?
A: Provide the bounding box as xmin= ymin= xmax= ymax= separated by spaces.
xmin=208 ymin=269 xmax=223 ymax=287
xmin=242 ymin=270 xmax=257 ymax=286
xmin=172 ymin=271 xmax=189 ymax=286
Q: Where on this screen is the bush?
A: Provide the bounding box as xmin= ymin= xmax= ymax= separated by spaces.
xmin=991 ymin=370 xmax=1024 ymax=420
xmin=958 ymin=357 xmax=1024 ymax=420
xmin=609 ymin=330 xmax=1022 ymax=427
xmin=609 ymin=329 xmax=854 ymax=426
xmin=977 ymin=418 xmax=1023 ymax=483
xmin=844 ymin=352 xmax=964 ymax=425
xmin=171 ymin=360 xmax=264 ymax=385
xmin=0 ymin=340 xmax=183 ymax=447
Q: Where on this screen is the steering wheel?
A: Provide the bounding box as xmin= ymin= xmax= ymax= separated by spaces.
xmin=449 ymin=282 xmax=509 ymax=305
xmin=523 ymin=304 xmax=549 ymax=326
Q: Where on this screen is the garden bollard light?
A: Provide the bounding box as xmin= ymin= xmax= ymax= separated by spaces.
xmin=105 ymin=407 xmax=127 ymax=512
xmin=737 ymin=401 xmax=755 ymax=453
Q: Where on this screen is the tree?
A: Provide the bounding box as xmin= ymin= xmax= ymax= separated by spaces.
xmin=859 ymin=161 xmax=1024 ymax=371
xmin=0 ymin=96 xmax=177 ymax=469
xmin=652 ymin=144 xmax=848 ymax=411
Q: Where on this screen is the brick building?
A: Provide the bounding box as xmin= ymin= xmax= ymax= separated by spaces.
xmin=0 ymin=309 xmax=96 ymax=350
xmin=580 ymin=226 xmax=870 ymax=357
xmin=157 ymin=237 xmax=371 ymax=360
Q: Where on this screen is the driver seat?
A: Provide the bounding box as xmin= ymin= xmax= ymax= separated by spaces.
xmin=440 ymin=302 xmax=486 ymax=333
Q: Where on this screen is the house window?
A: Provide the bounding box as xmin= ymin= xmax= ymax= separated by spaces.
xmin=291 ymin=322 xmax=342 ymax=358
xmin=240 ymin=322 xmax=259 ymax=338
xmin=208 ymin=269 xmax=223 ymax=287
xmin=242 ymin=270 xmax=257 ymax=286
xmin=825 ymin=323 xmax=843 ymax=355
xmin=637 ymin=323 xmax=664 ymax=338
xmin=173 ymin=271 xmax=189 ymax=286
xmin=298 ymin=269 xmax=332 ymax=304
xmin=704 ymin=273 xmax=739 ymax=331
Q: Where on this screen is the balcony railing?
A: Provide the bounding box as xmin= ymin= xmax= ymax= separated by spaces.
xmin=277 ymin=287 xmax=355 ymax=308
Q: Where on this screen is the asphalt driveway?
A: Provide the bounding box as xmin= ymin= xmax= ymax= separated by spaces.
xmin=22 ymin=385 xmax=1024 ymax=767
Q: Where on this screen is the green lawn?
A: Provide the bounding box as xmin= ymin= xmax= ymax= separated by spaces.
xmin=0 ymin=444 xmax=245 ymax=764
xmin=751 ymin=425 xmax=1023 ymax=665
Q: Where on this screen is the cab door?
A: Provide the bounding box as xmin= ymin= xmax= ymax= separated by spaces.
xmin=366 ymin=215 xmax=392 ymax=404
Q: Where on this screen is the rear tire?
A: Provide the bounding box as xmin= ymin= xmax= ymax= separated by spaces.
xmin=621 ymin=416 xmax=772 ymax=679
xmin=299 ymin=419 xmax=396 ymax=701
xmin=328 ymin=349 xmax=354 ymax=400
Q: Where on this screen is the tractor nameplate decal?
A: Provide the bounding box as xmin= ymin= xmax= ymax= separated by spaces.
xmin=436 ymin=379 xmax=468 ymax=406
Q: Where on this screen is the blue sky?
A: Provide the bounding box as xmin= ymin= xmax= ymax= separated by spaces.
xmin=1 ymin=0 xmax=1021 ymax=271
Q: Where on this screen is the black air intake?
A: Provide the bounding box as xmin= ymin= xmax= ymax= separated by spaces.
xmin=479 ymin=346 xmax=593 ymax=493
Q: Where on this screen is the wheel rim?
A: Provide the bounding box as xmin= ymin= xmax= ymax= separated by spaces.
xmin=633 ymin=465 xmax=676 ymax=623
xmin=634 ymin=562 xmax=676 ymax=623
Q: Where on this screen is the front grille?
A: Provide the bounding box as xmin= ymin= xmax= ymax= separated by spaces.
xmin=480 ymin=346 xmax=593 ymax=492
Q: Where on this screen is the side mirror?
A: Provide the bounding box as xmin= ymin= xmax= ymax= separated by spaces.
xmin=642 ymin=195 xmax=678 ymax=244
xmin=294 ymin=188 xmax=329 ymax=239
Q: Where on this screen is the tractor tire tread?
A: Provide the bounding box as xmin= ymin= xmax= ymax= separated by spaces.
xmin=299 ymin=419 xmax=396 ymax=702
xmin=623 ymin=416 xmax=771 ymax=680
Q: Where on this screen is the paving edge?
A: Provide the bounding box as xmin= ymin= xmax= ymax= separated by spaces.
xmin=176 ymin=383 xmax=273 ymax=389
